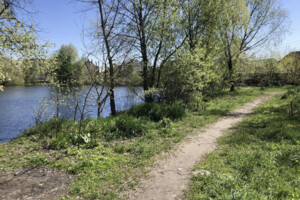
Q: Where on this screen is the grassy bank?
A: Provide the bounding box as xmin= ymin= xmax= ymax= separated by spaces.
xmin=185 ymin=89 xmax=300 ymax=199
xmin=0 ymin=87 xmax=284 ymax=199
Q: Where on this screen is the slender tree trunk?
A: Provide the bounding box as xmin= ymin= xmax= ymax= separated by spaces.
xmin=230 ymin=84 xmax=235 ymax=92
xmin=97 ymin=95 xmax=101 ymax=118
xmin=55 ymin=89 xmax=60 ymax=137
xmin=108 ymin=58 xmax=117 ymax=116
xmin=137 ymin=1 xmax=152 ymax=103
xmin=228 ymin=56 xmax=235 ymax=92
xmin=98 ymin=0 xmax=117 ymax=116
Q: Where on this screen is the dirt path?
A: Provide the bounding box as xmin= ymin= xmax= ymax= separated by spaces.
xmin=128 ymin=92 xmax=282 ymax=200
xmin=0 ymin=167 xmax=70 ymax=200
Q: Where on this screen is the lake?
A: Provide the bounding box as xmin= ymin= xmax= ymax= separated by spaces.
xmin=0 ymin=86 xmax=144 ymax=143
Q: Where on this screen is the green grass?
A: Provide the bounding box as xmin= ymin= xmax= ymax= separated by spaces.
xmin=185 ymin=89 xmax=300 ymax=200
xmin=0 ymin=86 xmax=285 ymax=199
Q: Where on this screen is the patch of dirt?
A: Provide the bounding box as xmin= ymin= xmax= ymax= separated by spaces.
xmin=126 ymin=92 xmax=282 ymax=200
xmin=0 ymin=167 xmax=70 ymax=200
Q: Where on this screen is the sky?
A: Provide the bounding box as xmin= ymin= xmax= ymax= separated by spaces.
xmin=34 ymin=0 xmax=300 ymax=58
xmin=34 ymin=0 xmax=92 ymax=56
xmin=277 ymin=0 xmax=300 ymax=55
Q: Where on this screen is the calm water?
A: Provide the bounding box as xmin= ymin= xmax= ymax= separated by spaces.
xmin=0 ymin=86 xmax=143 ymax=143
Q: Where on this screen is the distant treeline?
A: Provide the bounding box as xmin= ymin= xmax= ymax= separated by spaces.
xmin=237 ymin=52 xmax=300 ymax=86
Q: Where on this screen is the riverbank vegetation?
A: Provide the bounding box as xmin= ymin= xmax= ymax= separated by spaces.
xmin=0 ymin=87 xmax=285 ymax=199
xmin=185 ymin=87 xmax=300 ymax=200
xmin=1 ymin=0 xmax=300 ymax=199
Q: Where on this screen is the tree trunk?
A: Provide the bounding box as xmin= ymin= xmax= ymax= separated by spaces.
xmin=228 ymin=57 xmax=235 ymax=92
xmin=230 ymin=84 xmax=235 ymax=92
xmin=138 ymin=2 xmax=152 ymax=103
xmin=98 ymin=0 xmax=117 ymax=116
xmin=109 ymin=63 xmax=117 ymax=116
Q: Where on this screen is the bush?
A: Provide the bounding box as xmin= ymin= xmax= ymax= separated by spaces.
xmin=128 ymin=101 xmax=186 ymax=121
xmin=22 ymin=118 xmax=75 ymax=138
xmin=281 ymin=87 xmax=300 ymax=116
xmin=101 ymin=114 xmax=149 ymax=140
xmin=50 ymin=132 xmax=70 ymax=149
xmin=158 ymin=117 xmax=173 ymax=128
xmin=114 ymin=114 xmax=148 ymax=139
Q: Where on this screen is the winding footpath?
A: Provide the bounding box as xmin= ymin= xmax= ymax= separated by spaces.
xmin=128 ymin=92 xmax=282 ymax=200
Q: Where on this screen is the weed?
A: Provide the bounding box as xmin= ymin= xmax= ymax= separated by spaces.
xmin=24 ymin=153 xmax=49 ymax=166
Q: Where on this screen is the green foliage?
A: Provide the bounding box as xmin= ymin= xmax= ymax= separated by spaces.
xmin=55 ymin=44 xmax=86 ymax=85
xmin=0 ymin=1 xmax=53 ymax=84
xmin=70 ymin=132 xmax=91 ymax=146
xmin=116 ymin=60 xmax=143 ymax=86
xmin=114 ymin=114 xmax=148 ymax=139
xmin=161 ymin=46 xmax=226 ymax=103
xmin=279 ymin=52 xmax=300 ymax=85
xmin=282 ymin=87 xmax=300 ymax=116
xmin=237 ymin=56 xmax=284 ymax=86
xmin=158 ymin=117 xmax=173 ymax=128
xmin=50 ymin=132 xmax=70 ymax=149
xmin=24 ymin=153 xmax=49 ymax=166
xmin=95 ymin=114 xmax=149 ymax=140
xmin=186 ymin=94 xmax=300 ymax=200
xmin=0 ymin=57 xmax=24 ymax=85
xmin=22 ymin=119 xmax=93 ymax=149
xmin=24 ymin=60 xmax=40 ymax=83
xmin=128 ymin=101 xmax=186 ymax=121
xmin=157 ymin=118 xmax=181 ymax=138
xmin=217 ymin=0 xmax=287 ymax=89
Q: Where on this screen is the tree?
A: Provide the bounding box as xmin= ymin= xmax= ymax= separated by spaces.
xmin=161 ymin=43 xmax=225 ymax=106
xmin=76 ymin=0 xmax=133 ymax=116
xmin=24 ymin=60 xmax=40 ymax=83
xmin=119 ymin=0 xmax=187 ymax=102
xmin=55 ymin=44 xmax=85 ymax=85
xmin=116 ymin=59 xmax=143 ymax=86
xmin=0 ymin=0 xmax=50 ymax=84
xmin=217 ymin=0 xmax=287 ymax=91
xmin=236 ymin=54 xmax=281 ymax=86
xmin=180 ymin=0 xmax=221 ymax=52
xmin=95 ymin=0 xmax=121 ymax=116
xmin=280 ymin=51 xmax=300 ymax=85
xmin=0 ymin=56 xmax=24 ymax=85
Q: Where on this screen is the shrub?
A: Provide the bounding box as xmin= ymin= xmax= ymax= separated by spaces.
xmin=50 ymin=132 xmax=70 ymax=149
xmin=22 ymin=118 xmax=75 ymax=138
xmin=114 ymin=114 xmax=148 ymax=139
xmin=101 ymin=114 xmax=149 ymax=140
xmin=158 ymin=117 xmax=173 ymax=128
xmin=128 ymin=101 xmax=186 ymax=121
xmin=70 ymin=132 xmax=91 ymax=146
xmin=127 ymin=103 xmax=153 ymax=119
xmin=84 ymin=140 xmax=99 ymax=149
xmin=281 ymin=87 xmax=300 ymax=116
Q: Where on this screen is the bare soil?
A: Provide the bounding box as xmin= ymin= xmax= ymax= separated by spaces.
xmin=127 ymin=92 xmax=282 ymax=200
xmin=0 ymin=167 xmax=70 ymax=200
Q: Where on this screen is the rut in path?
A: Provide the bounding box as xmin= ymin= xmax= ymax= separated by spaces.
xmin=127 ymin=92 xmax=282 ymax=200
